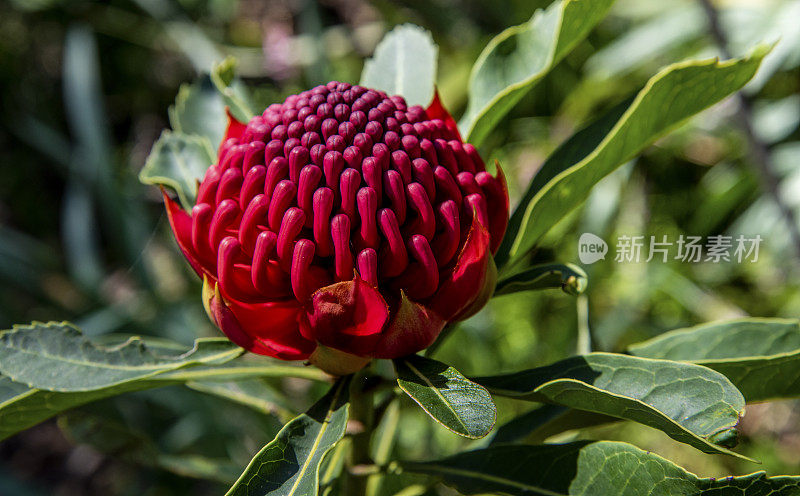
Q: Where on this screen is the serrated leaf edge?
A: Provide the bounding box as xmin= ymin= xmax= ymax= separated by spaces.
xmin=0 ymin=321 xmax=242 ymax=391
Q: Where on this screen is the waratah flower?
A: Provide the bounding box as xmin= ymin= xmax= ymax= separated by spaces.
xmin=162 ymin=81 xmax=508 ymax=375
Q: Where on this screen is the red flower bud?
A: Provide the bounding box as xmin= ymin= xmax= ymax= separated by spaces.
xmin=162 ymin=82 xmax=509 ymax=374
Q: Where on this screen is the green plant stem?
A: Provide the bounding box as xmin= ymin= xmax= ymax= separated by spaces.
xmin=424 ymin=323 xmax=457 ymax=357
xmin=345 ymin=371 xmax=376 ymax=496
xmin=371 ymin=389 xmax=400 ymax=427
xmin=160 ymin=364 xmax=331 ymax=382
xmin=366 ymin=396 xmax=401 ymax=496
xmin=576 ymin=294 xmax=592 ymax=355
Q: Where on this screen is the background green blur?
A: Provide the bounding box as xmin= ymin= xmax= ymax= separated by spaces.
xmin=1 ymin=0 xmax=799 ymax=494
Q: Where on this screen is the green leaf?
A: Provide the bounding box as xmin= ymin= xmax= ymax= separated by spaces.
xmin=491 ymin=404 xmax=564 ymax=444
xmin=225 ymin=376 xmax=351 ymax=496
xmin=319 ymin=437 xmax=351 ymax=489
xmin=629 ymin=318 xmax=800 ymax=403
xmin=139 ymin=130 xmax=216 ymax=210
xmin=395 ymin=355 xmax=496 ymax=439
xmin=58 ymin=411 xmax=243 ymax=484
xmin=473 ymin=353 xmax=747 ymax=457
xmin=0 ymin=322 xmax=242 ymax=392
xmin=494 ymin=263 xmax=587 ymax=296
xmin=211 ymin=56 xmax=254 ymax=123
xmin=399 ymin=441 xmax=800 ymax=495
xmin=491 ymin=404 xmax=621 ymax=446
xmin=499 ymin=44 xmax=771 ymax=268
xmin=628 ymin=318 xmax=800 ymax=360
xmin=495 ymin=97 xmax=631 ymax=267
xmin=0 ymin=376 xmax=168 ymax=441
xmin=360 ymin=24 xmax=438 ymax=107
xmin=371 ymin=398 xmax=400 ymax=465
xmin=186 ymin=379 xmax=294 ymax=420
xmin=169 ymin=75 xmax=228 ymax=149
xmin=58 ymin=412 xmax=158 ymax=462
xmin=62 ymin=26 xmax=108 ymax=289
xmin=0 ymin=323 xmax=241 ymax=391
xmin=160 ymin=357 xmax=331 ymax=383
xmin=366 ymin=399 xmax=401 ymax=496
xmin=0 ymin=356 xmax=328 ymax=442
xmin=158 ymin=454 xmax=242 ymax=485
xmin=459 ymin=0 xmax=615 ymax=146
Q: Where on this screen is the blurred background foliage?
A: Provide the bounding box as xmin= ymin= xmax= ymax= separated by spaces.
xmin=0 ymin=0 xmax=799 ymax=494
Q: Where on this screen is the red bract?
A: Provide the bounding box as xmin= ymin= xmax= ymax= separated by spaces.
xmin=163 ymin=81 xmax=509 ymax=375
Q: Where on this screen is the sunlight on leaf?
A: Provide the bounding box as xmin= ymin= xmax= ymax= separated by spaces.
xmin=497 ymin=44 xmax=772 ymax=269
xmin=361 ymin=24 xmax=438 ymax=107
xmin=459 ymin=0 xmax=615 ymax=146
xmin=395 ymin=355 xmax=496 ymax=439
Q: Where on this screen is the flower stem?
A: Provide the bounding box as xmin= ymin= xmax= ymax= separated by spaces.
xmin=345 ymin=369 xmax=376 ymax=496
xmin=576 ymin=294 xmax=592 ymax=355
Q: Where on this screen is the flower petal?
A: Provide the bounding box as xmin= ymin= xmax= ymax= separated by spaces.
xmin=201 ymin=274 xmax=217 ymax=323
xmin=207 ymin=281 xmax=255 ymax=350
xmin=163 ymin=189 xmax=210 ymax=277
xmin=425 ymin=89 xmax=462 ymax=141
xmin=452 ymin=253 xmax=497 ymax=321
xmin=206 ymin=278 xmax=314 ymax=360
xmin=427 ymin=214 xmax=492 ymax=321
xmin=300 ymin=277 xmax=389 ymax=356
xmin=477 ymin=160 xmax=510 ymax=254
xmin=371 ymin=291 xmax=445 ymax=359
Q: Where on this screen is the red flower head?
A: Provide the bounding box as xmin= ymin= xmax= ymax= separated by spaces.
xmin=163 ymin=82 xmax=508 ymax=374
